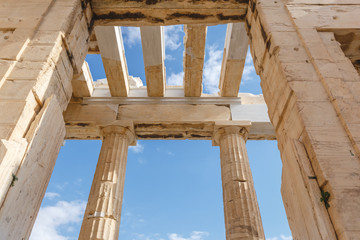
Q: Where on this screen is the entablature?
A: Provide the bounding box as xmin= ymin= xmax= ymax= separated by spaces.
xmin=64 ymin=90 xmax=274 ymax=141
xmin=91 ymin=0 xmax=248 ymax=26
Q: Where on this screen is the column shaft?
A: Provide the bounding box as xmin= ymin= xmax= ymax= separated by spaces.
xmin=79 ymin=126 xmax=134 ymax=240
xmin=218 ymin=127 xmax=265 ymax=240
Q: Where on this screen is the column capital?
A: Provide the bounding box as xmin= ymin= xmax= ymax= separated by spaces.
xmin=213 ymin=123 xmax=250 ymax=146
xmin=101 ymin=126 xmax=135 ymax=145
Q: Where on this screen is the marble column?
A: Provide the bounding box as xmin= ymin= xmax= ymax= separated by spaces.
xmin=214 ymin=126 xmax=265 ymax=240
xmin=79 ymin=126 xmax=135 ymax=240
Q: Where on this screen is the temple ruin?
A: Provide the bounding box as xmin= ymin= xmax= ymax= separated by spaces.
xmin=0 ymin=0 xmax=359 ymax=239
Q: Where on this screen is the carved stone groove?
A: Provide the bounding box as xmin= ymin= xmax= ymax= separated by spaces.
xmin=215 ymin=126 xmax=265 ymax=240
xmin=79 ymin=126 xmax=135 ymax=240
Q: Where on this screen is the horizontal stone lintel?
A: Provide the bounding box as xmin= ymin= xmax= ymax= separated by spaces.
xmin=64 ymin=95 xmax=275 ymax=140
xmin=64 ymin=121 xmax=275 ymax=140
xmin=92 ymin=0 xmax=248 ymax=26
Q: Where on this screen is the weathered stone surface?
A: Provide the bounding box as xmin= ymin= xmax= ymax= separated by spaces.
xmin=183 ymin=24 xmax=206 ymax=97
xmin=0 ymin=138 xmax=27 ymax=205
xmin=72 ymin=61 xmax=94 ymax=98
xmin=92 ymin=0 xmax=248 ymax=26
xmin=0 ymin=96 xmax=66 ymax=240
xmin=118 ymin=104 xmax=230 ymax=122
xmin=79 ymin=126 xmax=135 ymax=240
xmin=214 ymin=126 xmax=265 ymax=240
xmin=249 ymin=0 xmax=360 ymax=238
xmin=95 ymin=26 xmax=129 ymax=97
xmin=140 ymin=26 xmax=165 ymax=97
xmin=1 ymin=0 xmax=360 ymax=239
xmin=0 ymin=0 xmax=92 ymax=238
xmin=219 ymin=23 xmax=248 ymax=97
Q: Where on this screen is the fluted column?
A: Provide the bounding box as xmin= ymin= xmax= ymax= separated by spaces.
xmin=79 ymin=126 xmax=135 ymax=240
xmin=214 ymin=126 xmax=265 ymax=240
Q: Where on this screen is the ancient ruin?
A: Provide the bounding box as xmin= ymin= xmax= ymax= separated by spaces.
xmin=0 ymin=0 xmax=359 ymax=239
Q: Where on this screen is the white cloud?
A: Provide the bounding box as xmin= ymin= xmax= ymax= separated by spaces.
xmin=129 ymin=75 xmax=144 ymax=88
xmin=56 ymin=182 xmax=69 ymax=191
xmin=167 ymin=72 xmax=184 ymax=86
xmin=137 ymin=157 xmax=146 ymax=164
xmin=203 ymin=45 xmax=223 ymax=94
xmin=121 ymin=25 xmax=183 ymax=51
xmin=122 ymin=27 xmax=141 ymax=47
xmin=280 ymin=235 xmax=293 ymax=240
xmin=30 ymin=200 xmax=86 ymax=240
xmin=44 ymin=192 xmax=60 ymax=200
xmin=73 ymin=178 xmax=83 ymax=186
xmin=164 ymin=25 xmax=183 ymax=51
xmin=129 ymin=142 xmax=144 ymax=153
xmin=131 ymin=233 xmax=166 ymax=240
xmin=202 ymin=47 xmax=258 ymax=91
xmin=245 ymin=50 xmax=253 ymax=64
xmin=165 ymin=54 xmax=176 ymax=61
xmin=266 ymin=235 xmax=292 ymax=240
xmin=125 ymin=231 xmax=208 ymax=240
xmin=168 ymin=231 xmax=209 ymax=240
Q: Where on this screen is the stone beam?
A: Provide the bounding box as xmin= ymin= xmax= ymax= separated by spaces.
xmin=92 ymin=0 xmax=248 ymax=26
xmin=140 ymin=26 xmax=166 ymax=97
xmin=219 ymin=23 xmax=248 ymax=97
xmin=63 ymin=94 xmax=274 ymax=140
xmin=95 ymin=26 xmax=129 ymax=97
xmin=183 ymin=25 xmax=207 ymax=97
xmin=72 ymin=61 xmax=94 ymax=97
xmin=88 ymin=32 xmax=100 ymax=54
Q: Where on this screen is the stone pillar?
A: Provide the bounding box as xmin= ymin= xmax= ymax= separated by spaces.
xmin=0 ymin=0 xmax=91 ymax=239
xmin=247 ymin=1 xmax=360 ymax=238
xmin=214 ymin=126 xmax=265 ymax=240
xmin=79 ymin=126 xmax=135 ymax=240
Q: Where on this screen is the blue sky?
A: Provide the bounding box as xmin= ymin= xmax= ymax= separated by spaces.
xmin=30 ymin=25 xmax=292 ymax=240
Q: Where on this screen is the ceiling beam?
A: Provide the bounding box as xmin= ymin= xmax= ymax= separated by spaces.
xmin=140 ymin=26 xmax=166 ymax=97
xmin=72 ymin=61 xmax=94 ymax=97
xmin=95 ymin=26 xmax=129 ymax=97
xmin=219 ymin=23 xmax=248 ymax=97
xmin=92 ymin=0 xmax=248 ymax=26
xmin=183 ymin=25 xmax=207 ymax=97
xmin=88 ymin=32 xmax=99 ymax=54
